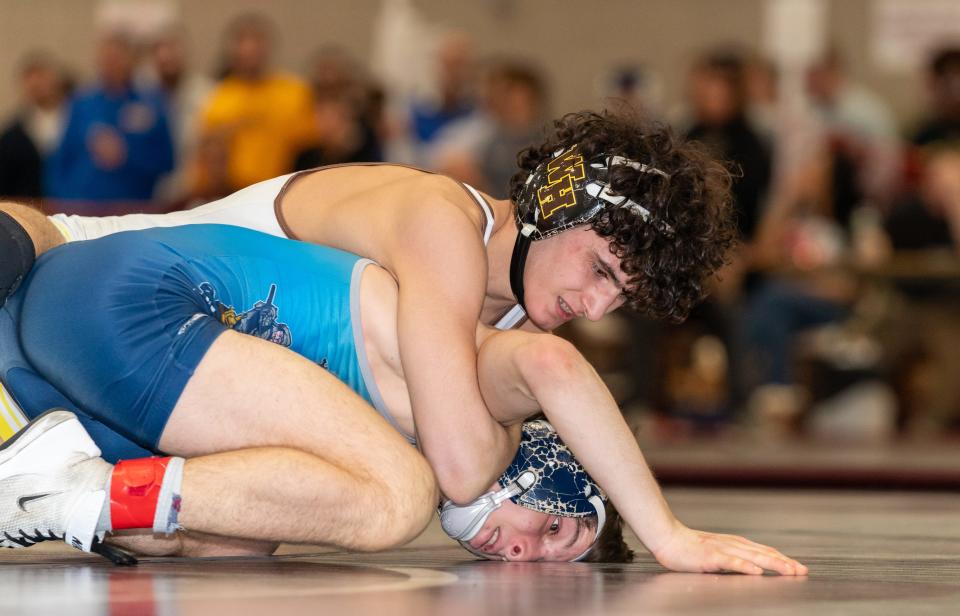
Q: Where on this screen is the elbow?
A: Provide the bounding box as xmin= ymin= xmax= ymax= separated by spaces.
xmin=435 ymin=465 xmax=494 ymax=505
xmin=516 ymin=335 xmax=584 ymax=385
xmin=425 ymin=428 xmax=515 ymax=505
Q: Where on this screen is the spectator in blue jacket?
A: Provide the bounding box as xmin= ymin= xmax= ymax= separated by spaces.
xmin=46 ymin=30 xmax=173 ymax=207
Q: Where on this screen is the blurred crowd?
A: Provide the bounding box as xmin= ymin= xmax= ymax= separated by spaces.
xmin=3 ymin=12 xmax=960 ymax=440
xmin=0 ymin=14 xmax=547 ymax=211
xmin=618 ymin=44 xmax=960 ymax=443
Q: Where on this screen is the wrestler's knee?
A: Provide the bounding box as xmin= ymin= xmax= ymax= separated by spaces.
xmin=355 ymin=450 xmax=438 ymax=551
xmin=389 ymin=452 xmax=438 ymax=546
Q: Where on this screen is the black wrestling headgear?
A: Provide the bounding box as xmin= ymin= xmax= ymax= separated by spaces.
xmin=509 ymin=144 xmax=671 ymax=310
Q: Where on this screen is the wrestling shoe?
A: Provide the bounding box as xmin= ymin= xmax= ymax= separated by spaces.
xmin=0 ymin=409 xmax=111 ymax=552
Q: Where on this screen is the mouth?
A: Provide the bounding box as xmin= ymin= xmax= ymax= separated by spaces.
xmin=557 ymin=297 xmax=575 ymax=321
xmin=473 ymin=526 xmax=500 ymax=553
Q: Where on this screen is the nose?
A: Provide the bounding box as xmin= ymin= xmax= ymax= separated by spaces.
xmin=583 ymin=284 xmax=620 ymax=321
xmin=503 ymin=536 xmax=536 ymax=562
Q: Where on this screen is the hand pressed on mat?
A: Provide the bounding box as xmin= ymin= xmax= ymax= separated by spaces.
xmin=651 ymin=521 xmax=808 ymax=576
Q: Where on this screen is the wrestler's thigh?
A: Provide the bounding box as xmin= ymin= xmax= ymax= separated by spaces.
xmin=159 ymin=331 xmax=418 ymax=475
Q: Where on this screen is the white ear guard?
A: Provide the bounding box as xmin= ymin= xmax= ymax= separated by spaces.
xmin=439 ymin=471 xmax=536 ymax=541
xmin=570 ymin=490 xmax=607 ymax=562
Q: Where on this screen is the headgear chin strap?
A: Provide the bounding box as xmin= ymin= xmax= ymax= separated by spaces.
xmin=439 ymin=420 xmax=608 ymax=562
xmin=509 ymin=224 xmax=536 ymax=310
xmin=509 ymin=144 xmax=671 ymax=310
xmin=439 ymin=471 xmax=537 ymax=541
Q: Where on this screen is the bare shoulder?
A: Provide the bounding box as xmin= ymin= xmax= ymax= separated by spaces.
xmin=369 ymin=173 xmax=490 ymax=267
xmin=378 ymin=175 xmax=490 ymax=312
xmin=285 ymin=166 xmax=485 ymax=232
xmin=389 ymin=172 xmax=487 ymax=223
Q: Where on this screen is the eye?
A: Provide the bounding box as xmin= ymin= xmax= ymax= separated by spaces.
xmin=592 ymin=263 xmax=607 ymax=279
xmin=549 ymin=517 xmax=561 ymax=534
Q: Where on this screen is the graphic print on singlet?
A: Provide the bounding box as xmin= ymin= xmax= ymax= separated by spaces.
xmin=196 ymin=281 xmax=293 ymax=348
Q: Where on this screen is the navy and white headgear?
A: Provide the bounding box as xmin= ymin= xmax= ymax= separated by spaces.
xmin=439 ymin=420 xmax=607 ymax=561
xmin=510 ymin=144 xmax=672 ymax=311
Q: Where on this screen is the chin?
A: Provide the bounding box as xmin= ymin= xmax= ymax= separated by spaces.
xmin=526 ymin=307 xmax=553 ymax=331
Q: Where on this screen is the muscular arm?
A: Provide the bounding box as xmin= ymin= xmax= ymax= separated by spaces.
xmin=477 ymin=330 xmax=806 ymax=575
xmin=390 ymin=204 xmax=517 ymax=504
xmin=476 ymin=329 xmax=677 ymax=551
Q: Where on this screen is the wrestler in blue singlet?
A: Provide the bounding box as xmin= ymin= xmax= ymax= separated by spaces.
xmin=15 ymin=224 xmax=390 ymax=456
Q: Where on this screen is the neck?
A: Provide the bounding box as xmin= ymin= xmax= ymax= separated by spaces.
xmin=484 ymin=198 xmax=521 ymax=318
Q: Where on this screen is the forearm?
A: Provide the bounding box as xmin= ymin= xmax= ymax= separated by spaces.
xmin=404 ymin=341 xmax=516 ymax=502
xmin=518 ymin=339 xmax=678 ymax=553
xmin=399 ymin=308 xmax=516 ymax=503
xmin=391 ymin=203 xmax=518 ymax=503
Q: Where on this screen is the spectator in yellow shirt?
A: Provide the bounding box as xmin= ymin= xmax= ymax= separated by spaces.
xmin=194 ymin=13 xmax=318 ymax=196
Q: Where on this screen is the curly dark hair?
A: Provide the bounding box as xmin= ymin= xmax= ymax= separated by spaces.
xmin=509 ymin=110 xmax=738 ymax=323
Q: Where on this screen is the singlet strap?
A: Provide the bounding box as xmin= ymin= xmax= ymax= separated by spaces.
xmin=494 ymin=304 xmax=527 ymax=330
xmin=459 ymin=183 xmax=526 ymax=329
xmin=461 ymin=183 xmax=495 ymax=246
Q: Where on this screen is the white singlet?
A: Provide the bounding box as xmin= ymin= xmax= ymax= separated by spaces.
xmin=49 ymin=173 xmax=292 ymax=242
